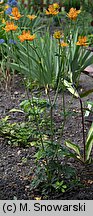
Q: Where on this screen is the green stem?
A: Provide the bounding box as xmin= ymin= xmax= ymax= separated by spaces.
xmin=26 ymin=41 xmax=44 ymax=149
xmin=46 ymin=89 xmax=54 ymax=144
xmin=27 ymin=42 xmax=53 ymax=182
xmin=59 ymin=47 xmax=66 ymax=141
xmin=28 ymin=42 xmax=45 ymax=79
xmin=11 ymin=39 xmax=44 ymax=150
xmin=79 ymin=97 xmax=86 ymax=162
xmin=25 ymin=88 xmax=44 ymax=150
xmin=56 ymin=40 xmax=61 ymax=87
xmin=53 ymin=79 xmax=60 ymax=106
xmin=50 ymin=105 xmax=53 ymax=144
xmin=47 ymin=17 xmax=53 ymax=33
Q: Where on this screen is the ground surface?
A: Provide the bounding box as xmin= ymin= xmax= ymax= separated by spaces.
xmin=0 ymin=73 xmax=93 ymax=200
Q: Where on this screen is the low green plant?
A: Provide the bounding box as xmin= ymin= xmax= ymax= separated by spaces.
xmin=0 ymin=116 xmax=39 ymax=147
xmin=19 ymin=97 xmax=50 ymax=120
xmin=0 ymin=96 xmax=55 ymax=148
xmin=65 ymin=123 xmax=93 ymax=163
xmin=30 ymin=143 xmax=76 ymax=195
xmin=17 ymin=97 xmax=77 ymax=194
xmin=0 ymin=103 xmax=77 ymax=195
xmin=52 ymin=180 xmax=67 ymax=193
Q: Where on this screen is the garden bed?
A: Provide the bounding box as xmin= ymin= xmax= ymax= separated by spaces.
xmin=0 ymin=73 xmax=93 ymax=200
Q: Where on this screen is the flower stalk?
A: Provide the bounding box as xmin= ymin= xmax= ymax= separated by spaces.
xmin=79 ymin=97 xmax=86 ymax=162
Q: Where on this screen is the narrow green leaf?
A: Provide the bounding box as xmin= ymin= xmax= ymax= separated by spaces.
xmin=7 ymin=63 xmax=29 ymax=73
xmin=1 ymin=116 xmax=10 ymax=122
xmin=65 ymin=140 xmax=81 ymax=156
xmin=86 ymin=135 xmax=93 ymax=161
xmin=81 ymin=55 xmax=93 ymax=71
xmin=80 ymin=89 xmax=93 ymax=98
xmin=86 ymin=123 xmax=93 ymax=143
xmin=86 ymin=123 xmax=93 ymax=161
xmin=64 ymin=80 xmax=79 ymax=98
xmin=9 ymin=109 xmax=24 ymax=113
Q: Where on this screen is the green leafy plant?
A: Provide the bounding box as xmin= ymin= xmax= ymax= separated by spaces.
xmin=17 ymin=5 xmax=45 ymax=33
xmin=52 ymin=180 xmax=67 ymax=193
xmin=63 ymin=29 xmax=93 ymax=87
xmin=30 ymin=142 xmax=76 ymax=195
xmin=4 ymin=6 xmax=93 ymax=88
xmin=6 ymin=32 xmax=58 ymax=87
xmin=1 ymin=0 xmax=93 ymax=196
xmin=65 ymin=123 xmax=93 ymax=163
xmin=64 ymin=80 xmax=93 ymax=163
xmin=0 ymin=116 xmax=40 ymax=147
xmin=0 ymin=96 xmax=54 ymax=148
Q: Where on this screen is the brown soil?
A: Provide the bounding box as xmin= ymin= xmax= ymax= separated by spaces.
xmin=0 ymin=73 xmax=93 ymax=200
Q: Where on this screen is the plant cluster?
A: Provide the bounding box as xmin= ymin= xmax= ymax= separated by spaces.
xmin=0 ymin=0 xmax=93 ymax=197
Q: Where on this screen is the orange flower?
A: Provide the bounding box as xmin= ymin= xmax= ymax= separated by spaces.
xmin=27 ymin=14 xmax=37 ymax=20
xmin=67 ymin=8 xmax=81 ymax=21
xmin=76 ymin=36 xmax=88 ymax=46
xmin=46 ymin=4 xmax=59 ymax=16
xmin=18 ymin=30 xmax=36 ymax=42
xmin=3 ymin=21 xmax=18 ymax=32
xmin=60 ymin=41 xmax=68 ymax=47
xmin=53 ymin=31 xmax=62 ymax=39
xmin=10 ymin=7 xmax=23 ymax=20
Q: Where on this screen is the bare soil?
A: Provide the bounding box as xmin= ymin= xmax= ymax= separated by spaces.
xmin=0 ymin=73 xmax=93 ymax=200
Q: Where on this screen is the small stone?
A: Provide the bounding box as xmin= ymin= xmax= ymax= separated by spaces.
xmin=17 ymin=150 xmax=21 ymax=156
xmin=14 ymin=91 xmax=19 ymax=95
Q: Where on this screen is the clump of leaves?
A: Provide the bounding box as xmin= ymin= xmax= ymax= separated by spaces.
xmin=30 ymin=162 xmax=77 ymax=197
xmin=30 ymin=140 xmax=77 ymax=196
xmin=19 ymin=97 xmax=50 ymax=121
xmin=0 ymin=116 xmax=40 ymax=147
xmin=0 ymin=97 xmax=52 ymax=147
